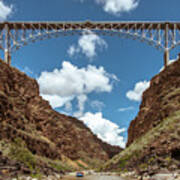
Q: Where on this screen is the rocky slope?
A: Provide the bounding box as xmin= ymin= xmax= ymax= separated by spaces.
xmin=0 ymin=59 xmax=122 ymax=177
xmin=102 ymin=58 xmax=180 ymax=175
xmin=127 ymin=58 xmax=180 ymax=146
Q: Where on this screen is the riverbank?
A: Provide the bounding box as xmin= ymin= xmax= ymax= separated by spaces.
xmin=120 ymin=170 xmax=180 ymax=180
xmin=0 ymin=172 xmax=132 ymax=180
xmin=2 ymin=170 xmax=180 ymax=180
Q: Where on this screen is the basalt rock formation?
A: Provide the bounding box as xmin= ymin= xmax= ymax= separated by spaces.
xmin=102 ymin=58 xmax=180 ymax=175
xmin=0 ymin=59 xmax=122 ymax=177
xmin=127 ymin=58 xmax=180 ymax=146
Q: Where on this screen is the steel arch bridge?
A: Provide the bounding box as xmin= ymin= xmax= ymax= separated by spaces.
xmin=0 ymin=21 xmax=180 ymax=67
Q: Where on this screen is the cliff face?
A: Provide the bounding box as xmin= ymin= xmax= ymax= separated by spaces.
xmin=0 ymin=59 xmax=121 ymax=175
xmin=127 ymin=59 xmax=180 ymax=146
xmin=102 ymin=58 xmax=180 ymax=174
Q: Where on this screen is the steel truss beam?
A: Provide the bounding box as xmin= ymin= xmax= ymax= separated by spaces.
xmin=0 ymin=21 xmax=180 ymax=66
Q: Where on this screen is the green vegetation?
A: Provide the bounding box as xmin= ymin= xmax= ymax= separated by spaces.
xmin=30 ymin=173 xmax=43 ymax=180
xmin=45 ymin=158 xmax=73 ymax=172
xmin=147 ymin=156 xmax=156 ymax=164
xmin=0 ymin=137 xmax=73 ymax=178
xmin=76 ymin=161 xmax=87 ymax=169
xmin=102 ymin=110 xmax=180 ymax=171
xmin=139 ymin=163 xmax=148 ymax=170
xmin=8 ymin=138 xmax=36 ymax=170
xmin=82 ymin=156 xmax=104 ymax=169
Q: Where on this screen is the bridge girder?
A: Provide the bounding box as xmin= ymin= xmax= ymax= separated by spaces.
xmin=0 ymin=21 xmax=180 ymax=66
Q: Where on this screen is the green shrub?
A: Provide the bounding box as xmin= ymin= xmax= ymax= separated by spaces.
xmin=8 ymin=138 xmax=36 ymax=171
xmin=139 ymin=163 xmax=148 ymax=170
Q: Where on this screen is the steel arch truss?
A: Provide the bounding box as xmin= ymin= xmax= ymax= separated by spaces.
xmin=1 ymin=21 xmax=180 ymax=66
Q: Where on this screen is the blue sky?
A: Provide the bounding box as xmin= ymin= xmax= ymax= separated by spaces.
xmin=1 ymin=0 xmax=180 ymax=147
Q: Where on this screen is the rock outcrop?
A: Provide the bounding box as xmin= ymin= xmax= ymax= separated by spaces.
xmin=102 ymin=58 xmax=180 ymax=175
xmin=127 ymin=58 xmax=180 ymax=146
xmin=0 ymin=59 xmax=122 ymax=176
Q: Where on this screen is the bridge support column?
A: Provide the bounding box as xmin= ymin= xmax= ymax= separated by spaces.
xmin=4 ymin=23 xmax=11 ymax=65
xmin=164 ymin=50 xmax=169 ymax=67
xmin=4 ymin=49 xmax=11 ymax=65
xmin=164 ymin=23 xmax=169 ymax=68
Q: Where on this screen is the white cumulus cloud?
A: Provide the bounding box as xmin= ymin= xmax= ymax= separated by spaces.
xmin=41 ymin=94 xmax=74 ymax=109
xmin=37 ymin=61 xmax=117 ymax=112
xmin=79 ymin=0 xmax=139 ymax=15
xmin=0 ymin=1 xmax=13 ymax=21
xmin=126 ymin=81 xmax=150 ymax=102
xmin=73 ymin=94 xmax=88 ymax=117
xmin=96 ymin=0 xmax=139 ymax=15
xmin=68 ymin=30 xmax=107 ymax=60
xmin=80 ymin=112 xmax=126 ymax=147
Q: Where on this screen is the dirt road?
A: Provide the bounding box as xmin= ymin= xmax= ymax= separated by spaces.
xmin=61 ymin=175 xmax=127 ymax=180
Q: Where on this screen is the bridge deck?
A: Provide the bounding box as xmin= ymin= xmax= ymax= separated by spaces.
xmin=0 ymin=21 xmax=180 ymax=30
xmin=1 ymin=21 xmax=180 ymax=66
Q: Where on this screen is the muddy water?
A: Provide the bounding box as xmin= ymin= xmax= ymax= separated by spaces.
xmin=62 ymin=175 xmax=126 ymax=180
